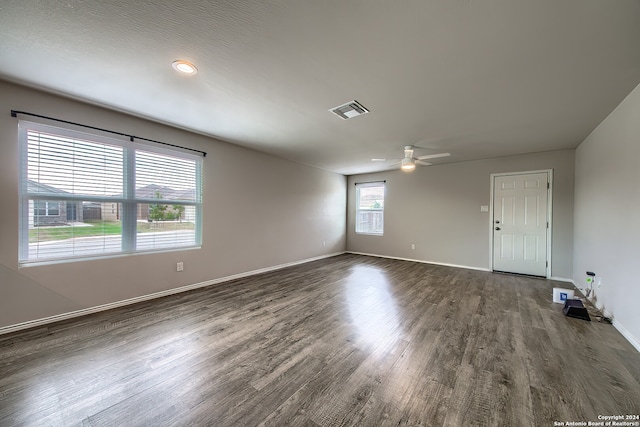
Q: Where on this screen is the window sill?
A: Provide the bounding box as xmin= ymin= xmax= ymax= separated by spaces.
xmin=19 ymin=245 xmax=201 ymax=268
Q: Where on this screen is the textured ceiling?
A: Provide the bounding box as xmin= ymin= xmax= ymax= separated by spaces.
xmin=1 ymin=0 xmax=639 ymax=175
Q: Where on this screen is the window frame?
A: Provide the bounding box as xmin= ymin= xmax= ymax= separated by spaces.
xmin=18 ymin=121 xmax=203 ymax=265
xmin=355 ymin=182 xmax=385 ymax=236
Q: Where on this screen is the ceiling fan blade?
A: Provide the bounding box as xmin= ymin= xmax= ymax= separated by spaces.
xmin=372 ymin=157 xmax=405 ymax=162
xmin=415 ymin=160 xmax=432 ymax=166
xmin=416 ymin=153 xmax=450 ymax=160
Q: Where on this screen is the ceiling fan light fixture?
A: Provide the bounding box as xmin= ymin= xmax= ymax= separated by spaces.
xmin=401 ymin=157 xmax=416 ymax=172
xmin=172 ymin=60 xmax=198 ymax=75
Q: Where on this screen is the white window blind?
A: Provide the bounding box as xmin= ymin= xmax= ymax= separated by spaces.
xmin=355 ymin=182 xmax=385 ymax=235
xmin=19 ymin=121 xmax=203 ymax=264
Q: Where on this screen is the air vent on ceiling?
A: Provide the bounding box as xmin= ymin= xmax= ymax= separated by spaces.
xmin=329 ymin=100 xmax=369 ymax=120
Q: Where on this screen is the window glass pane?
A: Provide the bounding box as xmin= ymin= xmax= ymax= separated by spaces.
xmin=27 ymin=200 xmax=123 ymax=261
xmin=137 ymin=204 xmax=197 ymax=250
xmin=136 ymin=150 xmax=198 ymax=202
xmin=47 ymin=201 xmax=60 ymax=216
xmin=27 ymin=130 xmax=123 ymax=197
xmin=358 ymin=186 xmax=385 ymax=209
xmin=357 ymin=210 xmax=384 ymax=235
xmin=33 ymin=200 xmax=47 ymax=217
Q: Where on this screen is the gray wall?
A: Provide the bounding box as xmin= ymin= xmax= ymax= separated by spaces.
xmin=347 ymin=150 xmax=575 ymax=279
xmin=0 ymin=80 xmax=347 ymax=329
xmin=574 ymin=82 xmax=640 ymax=347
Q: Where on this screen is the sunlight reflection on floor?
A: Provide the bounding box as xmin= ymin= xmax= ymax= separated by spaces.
xmin=344 ymin=265 xmax=403 ymax=353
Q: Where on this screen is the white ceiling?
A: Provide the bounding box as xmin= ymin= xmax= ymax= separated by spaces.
xmin=1 ymin=1 xmax=639 ymax=175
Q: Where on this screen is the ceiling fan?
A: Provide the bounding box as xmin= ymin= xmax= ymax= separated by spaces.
xmin=372 ymin=146 xmax=451 ymax=172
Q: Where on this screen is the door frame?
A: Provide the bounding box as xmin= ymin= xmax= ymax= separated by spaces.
xmin=489 ymin=169 xmax=553 ymax=278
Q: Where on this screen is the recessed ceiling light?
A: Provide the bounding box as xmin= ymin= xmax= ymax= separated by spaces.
xmin=172 ymin=60 xmax=198 ymax=75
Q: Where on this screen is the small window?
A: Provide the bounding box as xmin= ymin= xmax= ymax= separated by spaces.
xmin=19 ymin=121 xmax=203 ymax=264
xmin=356 ymin=182 xmax=385 ymax=235
xmin=33 ymin=200 xmax=60 ymax=216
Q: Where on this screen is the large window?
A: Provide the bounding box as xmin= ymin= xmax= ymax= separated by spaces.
xmin=19 ymin=121 xmax=203 ymax=264
xmin=356 ymin=182 xmax=385 ymax=235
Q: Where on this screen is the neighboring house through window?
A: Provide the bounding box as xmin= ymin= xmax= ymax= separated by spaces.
xmin=355 ymin=182 xmax=385 ymax=235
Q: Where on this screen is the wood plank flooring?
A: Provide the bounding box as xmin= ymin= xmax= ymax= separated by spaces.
xmin=1 ymin=254 xmax=639 ymax=426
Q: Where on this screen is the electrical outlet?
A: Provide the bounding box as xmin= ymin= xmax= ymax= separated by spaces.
xmin=411 ymin=244 xmax=415 ymax=250
xmin=177 ymin=262 xmax=184 ymax=272
xmin=322 ymin=241 xmax=326 ymax=247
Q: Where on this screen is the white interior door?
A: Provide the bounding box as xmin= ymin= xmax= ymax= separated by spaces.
xmin=492 ymin=172 xmax=549 ymax=277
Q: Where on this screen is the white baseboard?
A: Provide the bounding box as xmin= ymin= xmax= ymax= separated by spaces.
xmin=346 ymin=251 xmax=491 ymax=272
xmin=0 ymin=252 xmax=345 ymax=336
xmin=585 ymin=296 xmax=640 ymax=353
xmin=612 ymin=320 xmax=640 ymax=353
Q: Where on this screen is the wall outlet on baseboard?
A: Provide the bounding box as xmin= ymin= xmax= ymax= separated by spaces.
xmin=177 ymin=262 xmax=184 ymax=272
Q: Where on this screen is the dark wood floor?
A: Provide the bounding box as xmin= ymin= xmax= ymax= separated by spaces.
xmin=1 ymin=254 xmax=639 ymax=426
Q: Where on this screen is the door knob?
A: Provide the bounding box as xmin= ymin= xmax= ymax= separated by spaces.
xmin=495 ymin=227 xmax=501 ymax=231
